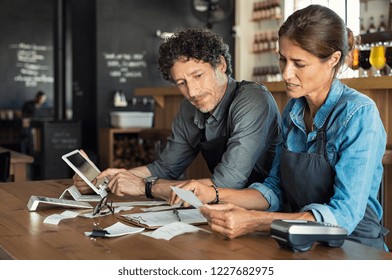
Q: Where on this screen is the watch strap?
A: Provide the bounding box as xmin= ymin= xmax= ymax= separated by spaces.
xmin=145 ymin=180 xmax=154 ymax=199
xmin=144 ymin=176 xmax=157 ymax=199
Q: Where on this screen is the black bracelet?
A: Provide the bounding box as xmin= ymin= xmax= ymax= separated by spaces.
xmin=210 ymin=184 xmax=219 ymax=204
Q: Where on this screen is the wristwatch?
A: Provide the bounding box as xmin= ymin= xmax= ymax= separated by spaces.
xmin=144 ymin=176 xmax=158 ymax=199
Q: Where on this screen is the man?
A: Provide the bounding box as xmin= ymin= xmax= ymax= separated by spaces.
xmin=21 ymin=91 xmax=47 ymax=118
xmin=75 ymin=27 xmax=281 ymax=203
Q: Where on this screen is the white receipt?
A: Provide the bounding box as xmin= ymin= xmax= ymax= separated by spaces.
xmin=142 ymin=222 xmax=210 ymax=240
xmin=170 ymin=186 xmax=203 ymax=208
xmin=43 ymin=210 xmax=80 ymax=225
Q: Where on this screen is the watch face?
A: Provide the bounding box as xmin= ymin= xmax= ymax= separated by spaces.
xmin=145 ymin=176 xmax=158 ymax=182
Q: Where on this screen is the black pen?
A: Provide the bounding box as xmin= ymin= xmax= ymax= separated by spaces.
xmin=173 ymin=209 xmax=181 ymax=221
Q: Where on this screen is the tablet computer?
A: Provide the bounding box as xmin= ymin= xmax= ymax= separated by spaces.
xmin=62 ymin=149 xmax=108 ymax=198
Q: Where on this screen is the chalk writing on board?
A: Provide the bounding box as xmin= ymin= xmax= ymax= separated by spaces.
xmin=103 ymin=52 xmax=147 ymax=83
xmin=9 ymin=42 xmax=54 ymax=88
xmin=51 ymin=131 xmax=79 ymax=150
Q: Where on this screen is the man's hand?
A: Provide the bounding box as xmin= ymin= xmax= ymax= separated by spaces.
xmin=72 ymin=173 xmax=95 ymax=194
xmin=97 ymin=168 xmax=145 ymax=196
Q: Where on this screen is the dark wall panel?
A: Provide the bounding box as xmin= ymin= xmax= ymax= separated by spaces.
xmin=0 ymin=0 xmax=54 ymax=110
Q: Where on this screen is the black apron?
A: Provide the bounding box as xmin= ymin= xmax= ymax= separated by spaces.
xmin=280 ymin=114 xmax=387 ymax=249
xmin=198 ymin=81 xmax=263 ymax=187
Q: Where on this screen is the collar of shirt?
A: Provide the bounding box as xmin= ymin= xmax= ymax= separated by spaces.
xmin=290 ymin=79 xmax=344 ymax=132
xmin=193 ymin=75 xmax=236 ymax=129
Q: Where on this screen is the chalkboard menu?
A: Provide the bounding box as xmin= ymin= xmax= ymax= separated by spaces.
xmin=10 ymin=42 xmax=54 ymax=88
xmin=102 ymin=51 xmax=147 ymax=84
xmin=0 ymin=0 xmax=54 ymax=109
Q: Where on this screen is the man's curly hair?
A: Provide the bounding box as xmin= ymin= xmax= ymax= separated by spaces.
xmin=158 ymin=27 xmax=233 ymax=83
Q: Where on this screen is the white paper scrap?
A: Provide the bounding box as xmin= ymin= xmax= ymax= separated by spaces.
xmin=142 ymin=222 xmax=210 ymax=240
xmin=43 ymin=210 xmax=80 ymax=225
xmin=84 ymin=221 xmax=144 ymax=237
xmin=170 ymin=186 xmax=203 ymax=208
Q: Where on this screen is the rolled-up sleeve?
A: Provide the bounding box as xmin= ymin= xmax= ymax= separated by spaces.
xmin=301 ymin=204 xmax=338 ymax=224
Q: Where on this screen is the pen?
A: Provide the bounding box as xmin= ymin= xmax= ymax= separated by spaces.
xmin=173 ymin=209 xmax=181 ymax=221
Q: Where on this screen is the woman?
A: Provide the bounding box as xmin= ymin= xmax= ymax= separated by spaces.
xmin=170 ymin=5 xmax=388 ymax=250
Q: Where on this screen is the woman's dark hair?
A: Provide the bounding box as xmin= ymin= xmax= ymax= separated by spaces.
xmin=278 ymin=5 xmax=354 ymax=75
xmin=158 ymin=27 xmax=232 ymax=82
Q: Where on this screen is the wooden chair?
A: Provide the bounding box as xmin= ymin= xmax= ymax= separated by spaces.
xmin=0 ymin=151 xmax=11 ymax=182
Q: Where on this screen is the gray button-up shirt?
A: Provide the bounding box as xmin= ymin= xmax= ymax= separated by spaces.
xmin=147 ymin=76 xmax=281 ymax=189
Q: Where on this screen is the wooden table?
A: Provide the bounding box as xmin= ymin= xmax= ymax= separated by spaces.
xmin=0 ymin=146 xmax=34 ymax=182
xmin=0 ymin=179 xmax=391 ymax=260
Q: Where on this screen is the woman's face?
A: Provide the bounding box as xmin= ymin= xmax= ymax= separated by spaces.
xmin=278 ymin=37 xmax=339 ymax=104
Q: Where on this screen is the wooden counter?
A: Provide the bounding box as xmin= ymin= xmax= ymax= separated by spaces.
xmin=0 ymin=146 xmax=34 ymax=182
xmin=0 ymin=179 xmax=391 ymax=260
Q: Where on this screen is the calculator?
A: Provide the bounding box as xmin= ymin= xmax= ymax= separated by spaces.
xmin=27 ymin=195 xmax=93 ymax=211
xmin=270 ymin=219 xmax=348 ymax=252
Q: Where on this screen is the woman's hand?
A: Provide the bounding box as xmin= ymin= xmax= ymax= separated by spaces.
xmin=168 ymin=179 xmax=217 ymax=206
xmin=200 ymin=203 xmax=269 ymax=239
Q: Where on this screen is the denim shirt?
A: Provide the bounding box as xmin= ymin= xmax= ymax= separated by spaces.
xmin=250 ymin=79 xmax=386 ymax=234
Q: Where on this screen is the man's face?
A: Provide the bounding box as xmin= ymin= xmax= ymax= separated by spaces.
xmin=170 ymin=57 xmax=228 ymax=113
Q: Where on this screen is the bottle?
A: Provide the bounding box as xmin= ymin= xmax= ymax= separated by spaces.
xmin=120 ymin=90 xmax=128 ymax=107
xmin=367 ymin=16 xmax=377 ymax=33
xmin=252 ymin=2 xmax=258 ymax=21
xmin=351 ymin=46 xmax=360 ymax=70
xmin=360 ymin=17 xmax=366 ymax=34
xmin=253 ymin=33 xmax=260 ymax=53
xmin=274 ymin=0 xmax=282 ymax=18
xmin=114 ymin=91 xmax=121 ymax=107
xmin=378 ymin=15 xmax=387 ymax=32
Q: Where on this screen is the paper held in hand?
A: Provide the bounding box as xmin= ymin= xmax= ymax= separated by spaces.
xmin=170 ymin=186 xmax=203 ymax=208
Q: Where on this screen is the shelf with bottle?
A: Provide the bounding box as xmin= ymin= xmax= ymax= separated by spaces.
xmin=252 ymin=30 xmax=279 ymax=54
xmin=252 ymin=65 xmax=282 ymax=83
xmin=359 ymin=30 xmax=392 ymax=45
xmin=251 ymin=0 xmax=282 ymax=22
xmin=360 ymin=14 xmax=388 ymax=35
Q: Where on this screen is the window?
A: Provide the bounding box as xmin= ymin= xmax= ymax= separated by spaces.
xmin=285 ymin=0 xmax=360 ymax=35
